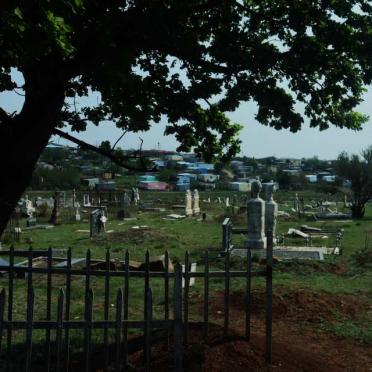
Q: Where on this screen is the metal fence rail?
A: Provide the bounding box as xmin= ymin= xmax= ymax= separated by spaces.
xmin=0 ymin=243 xmax=273 ymax=371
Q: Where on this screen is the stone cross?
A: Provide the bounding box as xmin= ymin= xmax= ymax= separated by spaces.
xmin=193 ymin=189 xmax=200 ymax=215
xmin=185 ymin=190 xmax=193 ymax=216
xmin=247 ymin=180 xmax=267 ymax=250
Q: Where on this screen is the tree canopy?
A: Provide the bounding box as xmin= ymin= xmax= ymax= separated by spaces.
xmin=2 ymin=1 xmax=372 ymax=161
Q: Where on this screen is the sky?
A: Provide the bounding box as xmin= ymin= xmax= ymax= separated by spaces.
xmin=1 ymin=71 xmax=372 ymax=160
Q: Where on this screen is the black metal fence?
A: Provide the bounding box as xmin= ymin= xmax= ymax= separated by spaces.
xmin=0 ymin=242 xmax=273 ymax=371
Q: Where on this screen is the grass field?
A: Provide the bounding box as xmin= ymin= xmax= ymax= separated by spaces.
xmin=1 ymin=188 xmax=372 ymax=349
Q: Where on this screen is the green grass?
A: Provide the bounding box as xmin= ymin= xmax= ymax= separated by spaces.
xmin=2 ymin=187 xmax=372 ymax=346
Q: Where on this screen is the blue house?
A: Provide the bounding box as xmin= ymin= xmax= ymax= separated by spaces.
xmin=138 ymin=175 xmax=158 ymax=182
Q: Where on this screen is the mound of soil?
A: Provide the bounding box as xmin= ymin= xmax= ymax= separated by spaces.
xmin=93 ymin=228 xmax=175 ymax=245
xmin=277 ymin=260 xmax=349 ymax=275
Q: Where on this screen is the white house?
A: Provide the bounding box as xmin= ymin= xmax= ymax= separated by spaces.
xmin=197 ymin=174 xmax=220 ymax=183
xmin=305 ymin=175 xmax=317 ymax=183
xmin=229 ymin=182 xmax=251 ymax=192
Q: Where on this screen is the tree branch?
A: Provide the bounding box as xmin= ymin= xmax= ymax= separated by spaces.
xmin=112 ymin=129 xmax=128 ymax=150
xmin=0 ymin=107 xmax=11 ymax=125
xmin=53 ymin=128 xmax=153 ymax=171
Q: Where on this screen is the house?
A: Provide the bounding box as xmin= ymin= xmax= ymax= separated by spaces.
xmin=165 ymin=154 xmax=183 ymax=162
xmin=282 ymin=169 xmax=301 ymax=176
xmin=322 ymin=175 xmax=336 ymax=183
xmin=37 ymin=161 xmax=55 ymax=170
xmin=102 ymin=171 xmax=115 ymax=180
xmin=229 ymin=182 xmax=251 ymax=192
xmin=175 ymin=173 xmax=197 ymax=191
xmin=138 ymin=175 xmax=158 ymax=182
xmin=197 ymin=174 xmax=220 ymax=183
xmin=305 ymin=175 xmax=317 ymax=183
xmin=138 ymin=181 xmax=169 ymax=190
xmin=152 ymin=160 xmax=166 ymax=169
xmin=178 ymin=173 xmax=197 ymax=181
xmin=96 ymin=181 xmax=116 ymax=191
xmin=81 ymin=177 xmax=100 ymax=188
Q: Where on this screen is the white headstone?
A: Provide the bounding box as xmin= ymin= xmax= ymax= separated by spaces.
xmin=193 ymin=189 xmax=200 ymax=215
xmin=185 ymin=190 xmax=193 ymax=216
xmin=225 ymin=197 xmax=230 ymax=207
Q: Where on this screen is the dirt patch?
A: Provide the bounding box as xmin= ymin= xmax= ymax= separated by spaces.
xmin=276 ymin=260 xmax=350 ymax=275
xmin=205 ymin=288 xmax=370 ymax=323
xmin=128 ymin=320 xmax=372 ymax=372
xmin=24 ymin=288 xmax=372 ymax=371
xmin=92 ymin=227 xmax=176 ymax=245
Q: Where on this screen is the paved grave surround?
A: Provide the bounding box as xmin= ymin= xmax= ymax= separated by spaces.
xmin=231 ymin=247 xmax=325 ymax=260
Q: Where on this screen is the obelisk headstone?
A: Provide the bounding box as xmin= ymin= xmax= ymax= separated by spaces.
xmin=264 ymin=184 xmax=278 ymax=244
xmin=246 ymin=180 xmax=266 ymax=250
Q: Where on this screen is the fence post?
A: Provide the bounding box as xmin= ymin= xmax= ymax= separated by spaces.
xmin=55 ymin=289 xmax=64 ymax=372
xmin=224 ymin=249 xmax=230 ymax=336
xmin=222 ymin=218 xmax=231 ymax=253
xmin=7 ymin=245 xmax=14 ymax=372
xmin=265 ymin=232 xmax=273 ymax=364
xmin=25 ymin=288 xmax=35 ymax=372
xmin=245 ymin=246 xmax=252 ymax=340
xmin=203 ymin=251 xmax=209 ymax=339
xmin=183 ymin=252 xmax=190 ymax=346
xmin=0 ymin=289 xmax=6 ymax=357
xmin=115 ymin=289 xmax=123 ymax=372
xmin=144 ymin=289 xmax=153 ymax=372
xmin=173 ymin=263 xmax=183 ymax=371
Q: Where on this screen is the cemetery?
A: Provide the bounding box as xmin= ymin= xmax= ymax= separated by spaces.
xmin=0 ymin=182 xmax=371 ymax=371
xmin=2 ymin=2 xmax=372 ymax=370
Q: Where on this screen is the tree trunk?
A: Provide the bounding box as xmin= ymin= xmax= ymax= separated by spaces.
xmin=0 ymin=68 xmax=66 ymax=236
xmin=351 ymin=203 xmax=365 ymax=218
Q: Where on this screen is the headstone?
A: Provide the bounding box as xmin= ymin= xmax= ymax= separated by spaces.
xmin=225 ymin=197 xmax=230 ymax=207
xmin=26 ymin=217 xmax=37 ymax=227
xmin=193 ymin=189 xmax=200 ymax=215
xmin=132 ymin=188 xmax=140 ymax=205
xmin=72 ymin=189 xmax=76 ymax=208
xmin=49 ymin=191 xmax=60 ymax=225
xmin=83 ymin=194 xmax=91 ymax=207
xmin=217 ymin=197 xmax=222 ymax=204
xmin=264 ymin=184 xmax=278 ymax=244
xmin=185 ymin=190 xmax=193 ymax=216
xmin=19 ymin=199 xmax=36 ymax=217
xmin=100 ymin=214 xmax=107 ymax=232
xmin=294 ymin=193 xmax=300 ymax=215
xmin=123 ymin=192 xmax=131 ymax=207
xmin=75 ymin=203 xmax=81 ymax=221
xmin=90 ymin=208 xmax=107 ymax=237
xmin=246 ymin=180 xmax=266 ymax=250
